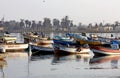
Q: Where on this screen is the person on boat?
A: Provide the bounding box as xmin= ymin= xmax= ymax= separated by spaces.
xmin=69 ymin=36 xmax=74 ymax=41
xmin=42 ymin=33 xmax=45 ymax=38
xmin=76 ymin=47 xmax=81 ymax=52
xmin=76 ymin=44 xmax=89 ymax=52
xmin=111 ymin=34 xmax=113 ymax=38
xmin=87 ymin=37 xmax=92 ymax=40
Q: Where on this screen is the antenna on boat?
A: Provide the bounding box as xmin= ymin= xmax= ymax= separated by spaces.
xmin=28 ymin=43 xmax=32 ymax=57
xmin=28 ymin=35 xmax=32 ymax=57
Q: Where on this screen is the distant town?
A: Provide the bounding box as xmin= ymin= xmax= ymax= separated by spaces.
xmin=0 ymin=16 xmax=120 ymax=33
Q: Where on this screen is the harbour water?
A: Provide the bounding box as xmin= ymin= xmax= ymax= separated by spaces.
xmin=0 ymin=33 xmax=120 ymax=78
xmin=1 ymin=54 xmax=120 ymax=78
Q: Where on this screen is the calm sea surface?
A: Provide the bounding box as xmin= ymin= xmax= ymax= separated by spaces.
xmin=0 ymin=33 xmax=120 ymax=78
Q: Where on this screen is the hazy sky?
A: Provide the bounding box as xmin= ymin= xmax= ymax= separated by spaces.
xmin=0 ymin=0 xmax=120 ymax=24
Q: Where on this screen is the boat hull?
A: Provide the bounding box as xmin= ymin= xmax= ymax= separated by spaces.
xmin=37 ymin=40 xmax=53 ymax=45
xmin=53 ymin=39 xmax=76 ymax=45
xmin=90 ymin=46 xmax=120 ymax=55
xmin=77 ymin=40 xmax=102 ymax=46
xmin=31 ymin=45 xmax=54 ymax=55
xmin=0 ymin=44 xmax=28 ymax=52
xmin=91 ymin=49 xmax=120 ymax=55
xmin=54 ymin=49 xmax=91 ymax=54
xmin=54 ymin=45 xmax=93 ymax=55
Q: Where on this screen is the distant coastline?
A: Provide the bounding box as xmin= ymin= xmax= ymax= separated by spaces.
xmin=0 ymin=16 xmax=120 ymax=33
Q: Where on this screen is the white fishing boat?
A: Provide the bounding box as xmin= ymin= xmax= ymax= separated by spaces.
xmin=0 ymin=33 xmax=17 ymax=43
xmin=54 ymin=44 xmax=94 ymax=56
xmin=0 ymin=33 xmax=28 ymax=53
xmin=0 ymin=44 xmax=28 ymax=52
xmin=23 ymin=32 xmax=39 ymax=38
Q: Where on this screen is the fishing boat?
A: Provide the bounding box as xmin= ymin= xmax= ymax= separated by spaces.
xmin=2 ymin=36 xmax=17 ymax=43
xmin=31 ymin=37 xmax=54 ymax=54
xmin=53 ymin=36 xmax=76 ymax=45
xmin=53 ymin=35 xmax=94 ymax=55
xmin=54 ymin=44 xmax=94 ymax=56
xmin=53 ymin=39 xmax=76 ymax=45
xmin=90 ymin=45 xmax=120 ymax=55
xmin=0 ymin=44 xmax=28 ymax=52
xmin=70 ymin=33 xmax=111 ymax=45
xmin=31 ymin=44 xmax=54 ymax=54
xmin=24 ymin=32 xmax=54 ymax=54
xmin=0 ymin=33 xmax=17 ymax=43
xmin=23 ymin=32 xmax=40 ymax=43
xmin=67 ymin=33 xmax=109 ymax=46
xmin=0 ymin=33 xmax=28 ymax=53
xmin=23 ymin=32 xmax=39 ymax=38
xmin=77 ymin=39 xmax=102 ymax=46
xmin=36 ymin=39 xmax=53 ymax=45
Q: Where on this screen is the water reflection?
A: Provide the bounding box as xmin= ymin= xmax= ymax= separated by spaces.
xmin=0 ymin=53 xmax=7 ymax=60
xmin=89 ymin=55 xmax=120 ymax=69
xmin=7 ymin=52 xmax=28 ymax=58
xmin=5 ymin=52 xmax=29 ymax=78
xmin=1 ymin=33 xmax=120 ymax=78
xmin=0 ymin=59 xmax=7 ymax=78
xmin=52 ymin=54 xmax=91 ymax=65
xmin=31 ymin=54 xmax=54 ymax=61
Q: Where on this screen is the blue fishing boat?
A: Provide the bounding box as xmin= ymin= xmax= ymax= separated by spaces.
xmin=31 ymin=37 xmax=54 ymax=55
xmin=53 ymin=36 xmax=76 ymax=45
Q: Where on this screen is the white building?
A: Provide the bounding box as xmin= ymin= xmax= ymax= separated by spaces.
xmin=98 ymin=26 xmax=113 ymax=31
